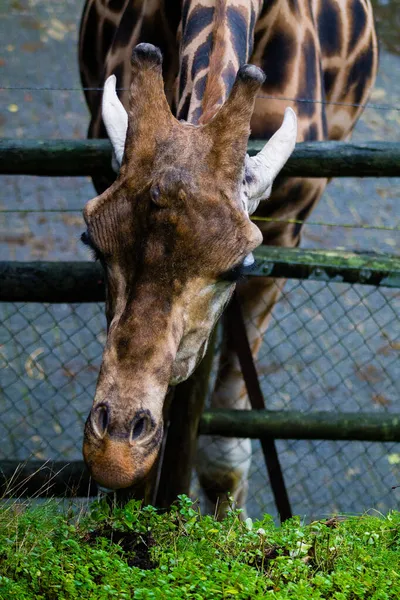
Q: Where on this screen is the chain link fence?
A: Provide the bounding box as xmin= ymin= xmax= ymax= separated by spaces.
xmin=1 ymin=0 xmax=400 ymax=521
xmin=1 ymin=276 xmax=399 ymax=519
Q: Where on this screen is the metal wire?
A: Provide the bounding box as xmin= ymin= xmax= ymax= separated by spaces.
xmin=250 ymin=216 xmax=400 ymax=232
xmin=1 ymin=208 xmax=399 ymax=233
xmin=1 ymin=85 xmax=399 ymax=112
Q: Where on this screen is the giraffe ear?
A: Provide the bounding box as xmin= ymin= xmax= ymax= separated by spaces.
xmin=243 ymin=107 xmax=297 ymax=215
xmin=102 ymin=74 xmax=128 ymax=169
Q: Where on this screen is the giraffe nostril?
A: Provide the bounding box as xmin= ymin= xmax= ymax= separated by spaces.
xmin=130 ymin=410 xmax=154 ymax=443
xmin=91 ymin=404 xmax=109 ymax=439
xmin=131 ymin=417 xmax=146 ymax=440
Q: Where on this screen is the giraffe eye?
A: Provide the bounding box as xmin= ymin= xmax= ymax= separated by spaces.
xmin=150 ymin=184 xmax=170 ymax=207
xmin=220 ymin=257 xmax=256 ymax=282
xmin=150 ymin=184 xmax=172 ymax=208
xmin=150 ymin=185 xmax=161 ymax=204
xmin=81 ymin=230 xmax=102 ymax=261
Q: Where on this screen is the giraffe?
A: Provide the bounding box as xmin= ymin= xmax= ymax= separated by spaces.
xmin=79 ymin=0 xmax=378 ymax=513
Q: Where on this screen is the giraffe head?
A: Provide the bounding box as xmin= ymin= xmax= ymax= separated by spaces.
xmin=82 ymin=44 xmax=297 ymax=490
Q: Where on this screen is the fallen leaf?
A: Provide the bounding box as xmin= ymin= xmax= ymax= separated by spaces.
xmin=25 ymin=348 xmax=45 ymax=380
xmin=47 ymin=28 xmax=65 ymax=41
xmin=376 ymin=188 xmax=389 ymax=199
xmin=356 ymin=364 xmax=383 ymax=384
xmin=388 ymin=453 xmax=400 ymax=465
xmin=372 ymin=394 xmax=391 ymax=407
xmin=346 ymin=466 xmax=361 ymax=479
xmin=377 ymin=344 xmax=395 ymax=356
xmin=50 ymin=18 xmax=68 ymax=32
xmin=370 ymin=87 xmax=386 ymax=100
xmin=21 ymin=41 xmax=44 ymax=53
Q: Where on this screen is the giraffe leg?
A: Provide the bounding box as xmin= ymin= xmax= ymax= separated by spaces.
xmin=196 ymin=178 xmax=327 ymax=518
xmin=196 ymin=276 xmax=283 ymax=519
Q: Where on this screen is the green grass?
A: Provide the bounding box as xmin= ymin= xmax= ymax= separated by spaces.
xmin=0 ymin=495 xmax=399 ymax=599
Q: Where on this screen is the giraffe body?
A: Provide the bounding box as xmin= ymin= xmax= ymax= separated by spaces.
xmin=79 ymin=0 xmax=377 ymax=514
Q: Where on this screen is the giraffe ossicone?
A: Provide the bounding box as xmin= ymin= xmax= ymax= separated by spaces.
xmin=102 ymin=44 xmax=297 ymax=213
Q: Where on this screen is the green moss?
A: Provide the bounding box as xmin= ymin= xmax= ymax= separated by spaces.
xmin=0 ymin=497 xmax=399 ymax=599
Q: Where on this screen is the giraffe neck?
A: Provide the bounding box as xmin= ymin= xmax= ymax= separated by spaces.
xmin=176 ymin=0 xmax=262 ymax=124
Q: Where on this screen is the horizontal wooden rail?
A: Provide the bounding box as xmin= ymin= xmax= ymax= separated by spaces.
xmin=1 ymin=139 xmax=400 ymax=177
xmin=252 ymin=247 xmax=400 ymax=288
xmin=1 ymin=248 xmax=399 ymax=303
xmin=2 ymin=409 xmax=399 ymax=497
xmin=199 ymin=409 xmax=400 ymax=442
xmin=0 ymin=261 xmax=105 ymax=303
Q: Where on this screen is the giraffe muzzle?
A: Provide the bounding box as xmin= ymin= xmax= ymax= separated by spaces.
xmin=83 ymin=404 xmax=163 ymax=489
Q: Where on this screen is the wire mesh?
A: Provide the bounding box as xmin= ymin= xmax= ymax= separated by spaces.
xmin=248 ymin=279 xmax=400 ymax=520
xmin=1 ymin=278 xmax=399 ymax=519
xmin=0 ymin=302 xmax=104 ymax=461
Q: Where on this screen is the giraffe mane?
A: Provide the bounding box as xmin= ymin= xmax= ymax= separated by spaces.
xmin=199 ymin=0 xmax=226 ymax=122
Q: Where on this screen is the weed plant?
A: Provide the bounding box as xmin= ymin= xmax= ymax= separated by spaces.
xmin=0 ymin=495 xmax=399 ymax=599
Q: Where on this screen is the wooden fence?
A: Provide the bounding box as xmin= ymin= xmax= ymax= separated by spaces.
xmin=1 ymin=139 xmax=400 ymax=516
xmin=1 ymin=139 xmax=399 ymax=177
